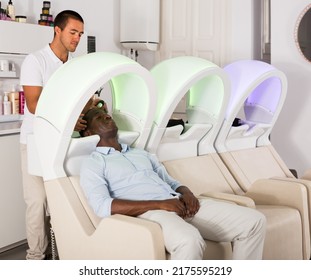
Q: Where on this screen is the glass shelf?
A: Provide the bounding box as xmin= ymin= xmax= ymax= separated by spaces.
xmin=0 ymin=114 xmax=23 ymax=123
xmin=0 ymin=71 xmax=18 ymax=78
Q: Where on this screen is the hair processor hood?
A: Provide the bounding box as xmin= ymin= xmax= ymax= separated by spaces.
xmin=28 ymin=52 xmax=157 ymax=181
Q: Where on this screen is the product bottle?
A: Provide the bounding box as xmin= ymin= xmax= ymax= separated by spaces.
xmin=3 ymin=92 xmax=12 ymax=115
xmin=0 ymin=94 xmax=3 ymax=115
xmin=9 ymin=86 xmax=19 ymax=114
xmin=6 ymin=0 xmax=14 ymax=20
xmin=19 ymin=87 xmax=25 ymax=114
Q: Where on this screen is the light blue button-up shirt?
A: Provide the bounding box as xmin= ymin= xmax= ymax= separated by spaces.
xmin=80 ymin=144 xmax=181 ymax=218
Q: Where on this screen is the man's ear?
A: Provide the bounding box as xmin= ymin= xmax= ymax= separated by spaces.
xmin=54 ymin=26 xmax=62 ymax=36
xmin=83 ymin=129 xmax=92 ymax=137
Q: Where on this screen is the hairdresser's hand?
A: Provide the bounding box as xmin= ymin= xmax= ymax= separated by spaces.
xmin=74 ymin=114 xmax=87 ymax=132
xmin=92 ymin=98 xmax=108 ymax=113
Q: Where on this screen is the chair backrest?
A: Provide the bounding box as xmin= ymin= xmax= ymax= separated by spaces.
xmin=146 ymin=56 xmax=230 ymax=161
xmin=63 ymin=129 xmax=157 ymax=227
xmin=163 ymin=154 xmax=244 ymax=196
xmin=219 ymin=145 xmax=295 ymax=192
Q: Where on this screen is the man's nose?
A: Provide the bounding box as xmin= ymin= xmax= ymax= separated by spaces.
xmin=74 ymin=35 xmax=81 ymax=42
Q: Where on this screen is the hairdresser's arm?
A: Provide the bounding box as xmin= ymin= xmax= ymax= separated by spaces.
xmin=23 ymin=85 xmax=42 ymax=114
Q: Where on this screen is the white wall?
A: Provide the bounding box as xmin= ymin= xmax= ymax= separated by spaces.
xmin=229 ymin=0 xmax=260 ymax=64
xmin=271 ymin=0 xmax=311 ymax=177
xmin=11 ymin=0 xmax=260 ymax=69
xmin=11 ymin=0 xmax=160 ymax=69
xmin=12 ymin=0 xmax=120 ymax=52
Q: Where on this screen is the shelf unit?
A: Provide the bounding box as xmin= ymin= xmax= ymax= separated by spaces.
xmin=0 ymin=71 xmax=18 ymax=78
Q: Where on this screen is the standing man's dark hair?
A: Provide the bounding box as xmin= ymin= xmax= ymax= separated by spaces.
xmin=53 ymin=10 xmax=84 ymax=31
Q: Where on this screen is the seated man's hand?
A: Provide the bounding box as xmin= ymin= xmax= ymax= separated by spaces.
xmin=160 ymin=198 xmax=188 ymax=219
xmin=176 ymin=185 xmax=200 ymax=218
xmin=180 ymin=192 xmax=200 ymax=218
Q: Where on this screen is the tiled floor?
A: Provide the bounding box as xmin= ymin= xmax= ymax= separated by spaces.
xmin=0 ymin=243 xmax=27 ymax=260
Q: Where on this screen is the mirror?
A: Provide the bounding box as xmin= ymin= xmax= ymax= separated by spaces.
xmin=295 ymin=4 xmax=311 ymax=62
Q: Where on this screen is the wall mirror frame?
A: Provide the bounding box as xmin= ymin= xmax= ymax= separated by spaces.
xmin=294 ymin=3 xmax=311 ymax=62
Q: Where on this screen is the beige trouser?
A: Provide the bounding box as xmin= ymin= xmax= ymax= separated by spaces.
xmin=20 ymin=144 xmax=50 ymax=260
xmin=139 ymin=198 xmax=266 ymax=260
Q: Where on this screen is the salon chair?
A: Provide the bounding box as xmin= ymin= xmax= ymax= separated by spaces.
xmin=212 ymin=59 xmax=311 ymax=259
xmin=148 ymin=57 xmax=310 ymax=259
xmin=27 ymin=52 xmax=167 ymax=259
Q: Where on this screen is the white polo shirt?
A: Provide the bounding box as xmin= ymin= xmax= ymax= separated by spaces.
xmin=19 ymin=44 xmax=71 ymax=144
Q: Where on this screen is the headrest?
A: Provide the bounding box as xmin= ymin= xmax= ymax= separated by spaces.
xmin=64 ymin=135 xmax=100 ymax=176
xmin=64 ymin=130 xmax=140 ymax=176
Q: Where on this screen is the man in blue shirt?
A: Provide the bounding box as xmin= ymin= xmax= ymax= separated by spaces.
xmin=80 ymin=108 xmax=266 ymax=260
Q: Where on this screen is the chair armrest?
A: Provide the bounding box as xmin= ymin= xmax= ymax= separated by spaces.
xmin=245 ymin=178 xmax=310 ymax=260
xmin=302 ymin=168 xmax=311 ymax=180
xmin=88 ymin=214 xmax=166 ymax=260
xmin=245 ymin=178 xmax=308 ymax=210
xmin=199 ymin=192 xmax=256 ymax=208
xmin=271 ymin=177 xmax=311 ymax=200
xmin=270 ymin=176 xmax=311 ymax=238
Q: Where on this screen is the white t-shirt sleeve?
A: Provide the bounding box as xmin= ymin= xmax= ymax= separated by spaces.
xmin=20 ymin=53 xmax=44 ymax=87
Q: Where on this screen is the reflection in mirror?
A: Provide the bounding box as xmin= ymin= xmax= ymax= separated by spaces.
xmin=295 ymin=4 xmax=311 ymax=62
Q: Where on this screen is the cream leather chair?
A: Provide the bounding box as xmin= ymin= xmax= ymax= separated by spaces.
xmin=27 ymin=52 xmax=167 ymax=260
xmin=147 ymin=56 xmax=235 ymax=259
xmin=149 ymin=57 xmax=310 ymax=259
xmin=27 ymin=53 xmax=240 ymax=260
xmin=215 ymin=60 xmax=293 ymax=184
xmin=212 ymin=59 xmax=311 ymax=259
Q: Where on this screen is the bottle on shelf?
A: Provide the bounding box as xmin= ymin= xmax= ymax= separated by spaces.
xmin=3 ymin=92 xmax=12 ymax=115
xmin=0 ymin=81 xmax=2 ymax=115
xmin=9 ymin=85 xmax=19 ymax=115
xmin=0 ymin=94 xmax=3 ymax=115
xmin=19 ymin=87 xmax=25 ymax=114
xmin=6 ymin=0 xmax=15 ymax=21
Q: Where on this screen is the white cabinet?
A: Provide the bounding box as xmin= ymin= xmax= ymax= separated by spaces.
xmin=0 ymin=20 xmax=87 ymax=56
xmin=0 ymin=133 xmax=26 ymax=250
xmin=0 ymin=21 xmax=53 ymax=55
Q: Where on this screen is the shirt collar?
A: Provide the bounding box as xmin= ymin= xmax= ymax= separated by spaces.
xmin=45 ymin=44 xmax=73 ymax=64
xmin=96 ymin=143 xmax=129 ymax=155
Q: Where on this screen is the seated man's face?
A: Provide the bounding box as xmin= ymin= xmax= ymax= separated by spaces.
xmin=83 ymin=108 xmax=118 ymax=138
